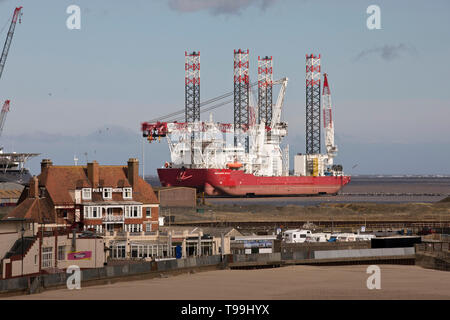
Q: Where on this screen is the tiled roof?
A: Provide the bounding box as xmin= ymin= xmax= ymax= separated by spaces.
xmin=129 ymin=174 xmax=158 ymax=204
xmin=38 ymin=165 xmax=158 ymax=205
xmin=4 ymin=197 xmax=55 ymax=223
xmin=98 ymin=167 xmax=131 ymax=188
xmin=38 ymin=166 xmax=90 ymax=204
xmin=5 ymin=163 xmax=159 ymax=224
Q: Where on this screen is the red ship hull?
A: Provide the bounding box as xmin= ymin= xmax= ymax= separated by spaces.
xmin=157 ymin=168 xmax=351 ymax=196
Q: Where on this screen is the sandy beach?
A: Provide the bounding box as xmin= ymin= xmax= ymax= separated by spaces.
xmin=5 ymin=265 xmax=450 ymax=300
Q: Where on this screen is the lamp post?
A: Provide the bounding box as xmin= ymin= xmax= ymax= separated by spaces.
xmin=21 ymin=224 xmax=25 ymax=277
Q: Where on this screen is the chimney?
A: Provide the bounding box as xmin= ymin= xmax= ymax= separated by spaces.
xmin=40 ymin=159 xmax=53 ymax=173
xmin=87 ymin=161 xmax=99 ymax=187
xmin=127 ymin=158 xmax=139 ymax=187
xmin=29 ymin=176 xmax=39 ymax=198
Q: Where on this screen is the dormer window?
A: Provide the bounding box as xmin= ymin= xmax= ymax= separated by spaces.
xmin=82 ymin=188 xmax=92 ymax=200
xmin=103 ymin=188 xmax=112 ymax=200
xmin=123 ymin=187 xmax=132 ymax=199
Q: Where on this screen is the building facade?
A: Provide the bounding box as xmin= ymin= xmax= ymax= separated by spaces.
xmin=7 ymin=158 xmax=160 ymax=234
xmin=0 ymin=219 xmax=104 ymax=279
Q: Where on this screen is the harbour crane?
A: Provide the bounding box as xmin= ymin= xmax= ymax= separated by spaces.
xmin=0 ymin=99 xmax=10 ymax=139
xmin=0 ymin=7 xmax=23 ymax=84
xmin=0 ymin=7 xmax=22 ymax=147
xmin=322 ymin=73 xmax=338 ymax=166
xmin=270 ymin=77 xmax=288 ymax=128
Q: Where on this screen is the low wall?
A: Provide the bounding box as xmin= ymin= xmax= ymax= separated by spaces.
xmin=415 ymin=253 xmax=450 ymax=272
xmin=281 ymin=241 xmax=370 ymax=253
xmin=280 ymin=241 xmax=371 ymax=260
xmin=0 ymin=255 xmax=222 ymax=295
xmin=0 ymin=245 xmax=427 ymax=296
xmin=314 ymin=247 xmax=415 ymax=259
xmin=229 ymin=253 xmax=281 ymax=263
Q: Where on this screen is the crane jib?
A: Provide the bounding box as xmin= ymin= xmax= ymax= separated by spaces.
xmin=0 ymin=7 xmax=22 ymax=82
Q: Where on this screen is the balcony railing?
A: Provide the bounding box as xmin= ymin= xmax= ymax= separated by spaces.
xmin=102 ymin=215 xmax=124 ymax=222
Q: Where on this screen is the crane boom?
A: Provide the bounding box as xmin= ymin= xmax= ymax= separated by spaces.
xmin=0 ymin=100 xmax=10 ymax=139
xmin=270 ymin=77 xmax=288 ymax=128
xmin=0 ymin=7 xmax=22 ymax=83
xmin=322 ymin=73 xmax=337 ymax=165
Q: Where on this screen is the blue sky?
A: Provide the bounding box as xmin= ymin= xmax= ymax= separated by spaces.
xmin=0 ymin=0 xmax=449 ymax=175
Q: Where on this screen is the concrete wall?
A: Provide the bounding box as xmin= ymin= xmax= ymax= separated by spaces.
xmin=230 ymin=253 xmax=282 ymax=263
xmin=57 ymin=237 xmax=105 ymax=269
xmin=0 ymin=255 xmax=222 ymax=295
xmin=415 ymin=252 xmax=450 ymax=271
xmin=0 ymin=244 xmax=426 ymax=295
xmin=3 ymin=234 xmax=105 ymax=279
xmin=281 ymin=241 xmax=370 ymax=253
xmin=0 ymin=233 xmax=18 ymax=260
xmin=212 ymin=236 xmax=232 ymax=255
xmin=0 ymin=221 xmax=35 ymax=259
xmin=314 ymin=247 xmax=415 ymax=259
xmin=11 ymin=240 xmax=40 ymax=277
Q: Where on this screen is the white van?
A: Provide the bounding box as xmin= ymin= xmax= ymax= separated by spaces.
xmin=283 ymin=229 xmax=312 ymax=243
xmin=308 ymin=232 xmax=331 ymax=243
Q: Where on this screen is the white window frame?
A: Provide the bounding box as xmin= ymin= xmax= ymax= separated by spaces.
xmin=112 ymin=244 xmax=126 ymax=259
xmin=146 ymin=223 xmax=151 ymax=232
xmin=57 ymin=245 xmax=65 ymax=261
xmin=145 ymin=207 xmax=151 ymax=218
xmin=103 ymin=188 xmax=112 ymax=200
xmin=42 ymin=247 xmax=53 ymax=268
xmin=125 ymin=224 xmax=142 ymax=233
xmin=82 ymin=188 xmax=92 ymax=200
xmin=84 ymin=206 xmax=102 ymax=219
xmin=123 ymin=187 xmax=132 ymax=199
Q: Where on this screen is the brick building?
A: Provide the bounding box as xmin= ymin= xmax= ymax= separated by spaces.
xmin=6 ymin=158 xmax=159 ymax=233
xmin=154 ymin=187 xmax=197 ymax=208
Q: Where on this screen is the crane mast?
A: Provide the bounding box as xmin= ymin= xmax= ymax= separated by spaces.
xmin=322 ymin=73 xmax=337 ymax=165
xmin=0 ymin=99 xmax=10 ymax=139
xmin=0 ymin=7 xmax=22 ymax=83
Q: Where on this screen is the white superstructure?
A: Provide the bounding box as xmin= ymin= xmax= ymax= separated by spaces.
xmin=144 ymin=78 xmax=290 ymax=177
xmin=142 ymin=72 xmax=344 ymax=178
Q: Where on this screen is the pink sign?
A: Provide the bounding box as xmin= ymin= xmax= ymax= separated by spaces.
xmin=68 ymin=251 xmax=92 ymax=260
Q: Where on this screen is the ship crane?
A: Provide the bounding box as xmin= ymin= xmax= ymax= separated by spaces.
xmin=0 ymin=7 xmax=23 ymax=84
xmin=270 ymin=77 xmax=288 ymax=128
xmin=0 ymin=100 xmax=10 ymax=140
xmin=322 ymin=73 xmax=338 ymax=166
